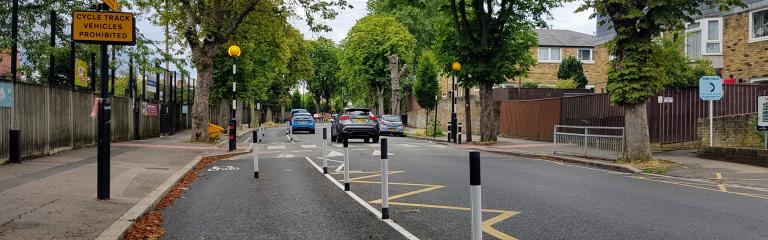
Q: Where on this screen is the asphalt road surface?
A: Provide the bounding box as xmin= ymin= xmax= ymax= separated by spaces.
xmin=163 ymin=124 xmax=768 ymax=239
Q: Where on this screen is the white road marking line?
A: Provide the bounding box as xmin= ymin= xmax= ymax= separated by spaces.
xmin=267 ymin=145 xmax=286 ymax=150
xmin=333 ymin=144 xmax=343 ymax=148
xmin=372 ymin=150 xmax=394 ymax=156
xmin=396 ymin=144 xmax=418 ymax=148
xmin=335 ymin=164 xmax=345 ymax=173
xmin=328 ymin=151 xmax=343 ymax=157
xmin=276 ymin=153 xmax=296 ymax=158
xmin=366 ymin=144 xmax=379 ymax=147
xmin=428 ymin=144 xmax=447 ymax=148
xmin=242 ymin=137 xmax=252 ymax=143
xmin=352 ymin=149 xmax=369 ymax=151
xmin=301 ymin=145 xmax=318 ymax=149
xmin=304 ymin=157 xmax=419 ymax=240
xmin=291 ymin=150 xmax=313 ymax=153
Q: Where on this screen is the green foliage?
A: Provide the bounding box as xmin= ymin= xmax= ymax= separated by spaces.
xmin=339 ymin=14 xmax=416 ymax=104
xmin=290 ymin=90 xmax=302 ymax=110
xmin=425 ymin=116 xmax=444 ymax=137
xmin=521 ymin=81 xmax=540 ymax=89
xmin=413 ymin=51 xmax=440 ymax=110
xmin=308 ymin=38 xmax=341 ymax=105
xmin=556 ymin=79 xmax=578 ymax=89
xmin=579 ymin=0 xmax=745 ymax=106
xmin=650 ymin=33 xmax=715 ymax=89
xmin=557 ymin=56 xmax=588 ymax=88
xmin=304 ymin=93 xmax=317 ymax=113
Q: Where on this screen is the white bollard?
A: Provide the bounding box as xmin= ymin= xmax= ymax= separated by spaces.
xmin=470 ymin=151 xmax=481 ymax=240
xmin=323 ymin=128 xmax=328 ymax=174
xmin=344 ymin=136 xmax=350 ymax=191
xmin=253 ymin=129 xmax=259 ymax=178
xmin=380 ymin=138 xmax=389 ymax=219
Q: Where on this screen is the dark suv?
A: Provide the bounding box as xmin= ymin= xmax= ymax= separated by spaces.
xmin=331 ymin=108 xmax=380 ymax=143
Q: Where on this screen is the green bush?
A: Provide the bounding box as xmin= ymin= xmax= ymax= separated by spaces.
xmin=425 ymin=117 xmax=444 ymax=137
xmin=557 ymin=56 xmax=588 ymax=88
xmin=521 ymin=81 xmax=540 ymax=89
xmin=556 ymin=79 xmax=578 ymax=89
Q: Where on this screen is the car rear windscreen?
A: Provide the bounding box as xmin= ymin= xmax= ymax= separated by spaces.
xmin=383 ymin=116 xmax=401 ymax=122
xmin=345 ymin=110 xmax=370 ymax=116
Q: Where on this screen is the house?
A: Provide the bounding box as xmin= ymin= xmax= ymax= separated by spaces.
xmin=525 ymin=29 xmax=609 ymax=90
xmin=596 ymin=1 xmax=768 ymax=84
xmin=0 ymin=50 xmax=20 ymax=80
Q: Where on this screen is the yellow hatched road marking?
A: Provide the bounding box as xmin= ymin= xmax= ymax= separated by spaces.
xmin=631 ymin=176 xmax=768 ymax=200
xmin=715 ymin=173 xmax=728 ymax=192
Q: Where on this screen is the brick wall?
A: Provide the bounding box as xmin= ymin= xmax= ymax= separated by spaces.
xmin=698 ymin=147 xmax=768 ymax=167
xmin=697 ymin=113 xmax=766 ymax=148
xmin=523 ymin=46 xmax=609 ymax=86
xmin=722 ymin=11 xmax=768 ymax=81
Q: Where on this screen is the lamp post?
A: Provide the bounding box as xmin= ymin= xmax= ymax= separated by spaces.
xmin=451 ymin=61 xmax=461 ymax=143
xmin=228 ymin=45 xmax=241 ymax=151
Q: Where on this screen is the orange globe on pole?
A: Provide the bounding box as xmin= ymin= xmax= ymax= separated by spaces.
xmin=228 ymin=45 xmax=241 ymax=57
xmin=451 ymin=61 xmax=461 ymax=72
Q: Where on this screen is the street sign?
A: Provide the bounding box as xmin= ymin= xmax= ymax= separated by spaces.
xmin=0 ymin=83 xmax=13 ymax=108
xmin=144 ymin=102 xmax=159 ymax=116
xmin=146 ymin=79 xmax=157 ymax=93
xmin=71 ymin=11 xmax=135 ymax=45
xmin=699 ymin=76 xmax=723 ymax=101
xmin=759 ymin=96 xmax=768 ymax=131
xmin=75 ymin=59 xmax=89 ymax=88
xmin=103 ymin=0 xmax=119 ymax=11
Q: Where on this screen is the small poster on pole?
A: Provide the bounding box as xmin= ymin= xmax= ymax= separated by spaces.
xmin=758 ymin=96 xmax=768 ymax=131
xmin=75 ymin=59 xmax=89 ymax=88
xmin=0 ymin=83 xmax=13 ymax=108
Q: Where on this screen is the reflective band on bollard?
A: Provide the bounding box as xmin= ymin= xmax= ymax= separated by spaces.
xmin=344 ymin=136 xmax=350 ymax=191
xmin=253 ymin=129 xmax=259 ymax=178
xmin=470 ymin=151 xmax=481 ymax=240
xmin=323 ymin=128 xmax=328 ymax=174
xmin=381 ymin=138 xmax=390 ymax=219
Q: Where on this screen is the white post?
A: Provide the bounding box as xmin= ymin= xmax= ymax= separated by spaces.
xmin=344 ymin=137 xmax=350 ymax=191
xmin=709 ymin=100 xmax=714 ymax=147
xmin=469 ymin=151 xmax=482 ymax=240
xmin=323 ymin=128 xmax=328 ymax=174
xmin=381 ymin=138 xmax=389 ymax=219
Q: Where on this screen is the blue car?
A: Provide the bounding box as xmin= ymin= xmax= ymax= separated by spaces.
xmin=290 ymin=113 xmax=316 ymax=134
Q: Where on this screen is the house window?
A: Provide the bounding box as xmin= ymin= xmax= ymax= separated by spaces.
xmin=577 ymin=49 xmax=594 ymax=63
xmin=750 ymin=8 xmax=768 ymax=42
xmin=537 ymin=47 xmax=561 ymax=62
xmin=685 ymin=17 xmax=722 ymax=58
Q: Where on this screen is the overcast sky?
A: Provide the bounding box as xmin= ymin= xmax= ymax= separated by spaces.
xmin=137 ymin=1 xmax=595 ymax=77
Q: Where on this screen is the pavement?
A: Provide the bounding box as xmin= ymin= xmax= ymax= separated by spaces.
xmin=161 ymin=125 xmax=768 ymax=239
xmin=405 ymin=128 xmax=768 ymax=190
xmin=0 ymin=130 xmax=245 ymax=240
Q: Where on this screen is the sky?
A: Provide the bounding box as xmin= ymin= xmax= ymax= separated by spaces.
xmin=289 ymin=1 xmax=596 ymax=43
xmin=136 ymin=1 xmax=596 ymax=78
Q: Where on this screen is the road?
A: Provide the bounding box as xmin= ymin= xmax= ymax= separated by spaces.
xmin=163 ymin=124 xmax=768 ymax=239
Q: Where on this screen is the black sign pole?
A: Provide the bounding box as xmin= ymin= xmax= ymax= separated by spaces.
xmin=97 ymin=3 xmax=112 ymax=200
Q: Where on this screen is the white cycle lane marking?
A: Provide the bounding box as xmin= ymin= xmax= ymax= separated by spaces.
xmin=207 ymin=166 xmax=240 ymax=172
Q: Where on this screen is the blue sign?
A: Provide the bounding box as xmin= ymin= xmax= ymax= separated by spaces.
xmin=0 ymin=83 xmax=13 ymax=108
xmin=146 ymin=80 xmax=157 ymax=93
xmin=699 ymin=76 xmax=723 ymax=101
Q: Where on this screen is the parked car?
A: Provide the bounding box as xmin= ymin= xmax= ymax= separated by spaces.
xmin=378 ymin=115 xmax=404 ymax=136
xmin=290 ymin=113 xmax=316 ymax=134
xmin=331 ymin=108 xmax=380 ymax=143
xmin=286 ymin=109 xmax=309 ymax=132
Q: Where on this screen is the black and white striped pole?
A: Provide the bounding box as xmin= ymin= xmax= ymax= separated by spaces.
xmin=253 ymin=129 xmax=259 ymax=178
xmin=470 ymin=151 xmax=482 ymax=240
xmin=322 ymin=128 xmax=328 ymax=174
xmin=458 ymin=123 xmax=463 ymax=144
xmin=343 ymin=136 xmax=350 ymax=191
xmin=380 ymin=138 xmax=390 ymax=219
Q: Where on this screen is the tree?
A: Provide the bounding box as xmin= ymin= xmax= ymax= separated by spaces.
xmin=308 ymin=37 xmax=341 ymax=113
xmin=340 ymin=14 xmax=416 ymax=116
xmin=651 ymin=32 xmax=715 ymax=89
xmin=134 ymin=0 xmax=349 ymax=142
xmin=389 ymin=54 xmax=407 ymax=116
xmin=446 ymin=0 xmax=561 ymax=142
xmin=557 ymin=56 xmax=588 ymax=88
xmin=413 ymin=51 xmax=440 ymax=129
xmin=290 ymin=90 xmax=302 ymax=110
xmin=579 ymin=0 xmax=743 ymax=160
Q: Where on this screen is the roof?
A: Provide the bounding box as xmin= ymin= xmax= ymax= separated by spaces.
xmin=534 ymin=29 xmax=596 ymax=47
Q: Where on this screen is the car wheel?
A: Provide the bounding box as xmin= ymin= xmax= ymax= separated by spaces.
xmin=364 ymin=138 xmax=370 ymax=143
xmin=331 ymin=135 xmax=337 ymax=142
xmin=372 ymin=135 xmax=380 ymax=143
xmin=310 ymin=129 xmax=315 ymax=134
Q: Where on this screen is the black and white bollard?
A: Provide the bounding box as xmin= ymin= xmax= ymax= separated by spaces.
xmin=253 ymin=129 xmax=259 ymax=178
xmin=380 ymin=138 xmax=390 ymax=219
xmin=323 ymin=128 xmax=328 ymax=174
xmin=470 ymin=151 xmax=482 ymax=240
xmin=343 ymin=136 xmax=350 ymax=191
xmin=447 ymin=123 xmax=451 ymax=142
xmin=458 ymin=123 xmax=463 ymax=144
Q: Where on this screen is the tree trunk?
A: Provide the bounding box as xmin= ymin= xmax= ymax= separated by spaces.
xmin=266 ymin=107 xmax=273 ymax=123
xmin=389 ymin=54 xmax=406 ymax=116
xmin=479 ymin=82 xmax=497 ymax=142
xmin=314 ymin=96 xmax=321 ymax=114
xmin=250 ymin=102 xmax=257 ymax=127
xmin=190 ymin=63 xmax=213 ymax=142
xmin=464 ymin=87 xmax=472 ymax=142
xmin=280 ymin=104 xmax=286 ymax=122
xmin=377 ymin=87 xmax=385 ymax=116
xmin=425 ymin=110 xmax=429 ymax=134
xmin=622 ymin=101 xmax=652 ymax=161
xmin=236 ymin=100 xmax=244 ymax=129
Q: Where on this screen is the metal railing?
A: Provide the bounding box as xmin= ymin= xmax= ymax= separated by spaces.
xmin=553 ymin=125 xmax=625 ymax=159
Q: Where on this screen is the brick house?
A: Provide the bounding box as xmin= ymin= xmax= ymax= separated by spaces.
xmin=596 ymin=1 xmax=768 ymax=84
xmin=525 ymin=29 xmax=609 ymax=90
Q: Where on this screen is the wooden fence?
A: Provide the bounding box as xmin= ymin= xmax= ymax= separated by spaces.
xmin=500 ymin=84 xmax=768 ymax=146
